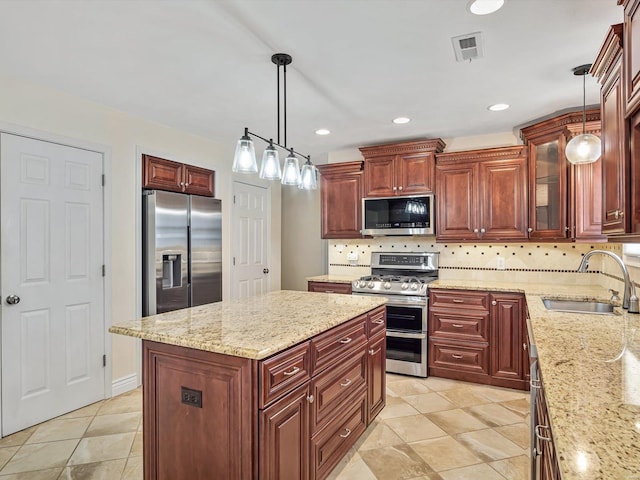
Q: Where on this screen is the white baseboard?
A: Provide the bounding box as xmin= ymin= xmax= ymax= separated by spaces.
xmin=111 ymin=373 xmax=139 ymax=397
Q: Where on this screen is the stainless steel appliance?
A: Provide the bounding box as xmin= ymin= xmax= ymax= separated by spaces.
xmin=142 ymin=190 xmax=222 ymax=316
xmin=362 ymin=194 xmax=435 ymax=236
xmin=352 ymin=252 xmax=438 ymax=377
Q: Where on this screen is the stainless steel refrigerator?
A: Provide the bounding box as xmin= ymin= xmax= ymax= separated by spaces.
xmin=142 ymin=190 xmax=222 ymax=316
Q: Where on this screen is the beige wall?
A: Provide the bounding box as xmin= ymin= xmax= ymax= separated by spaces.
xmin=0 ymin=74 xmax=281 ymax=387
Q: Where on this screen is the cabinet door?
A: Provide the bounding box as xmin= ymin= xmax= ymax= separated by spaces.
xmin=397 ymin=152 xmax=434 ymax=195
xmin=142 ymin=154 xmax=183 ymax=193
xmin=573 ymin=158 xmax=605 ymax=240
xmin=534 ymin=369 xmax=561 ymax=480
xmin=625 ymin=0 xmax=640 ymax=115
xmin=184 ymin=164 xmax=215 ymax=197
xmin=364 ymin=155 xmax=396 ymax=197
xmin=630 ymin=111 xmax=640 ymax=233
xmin=528 ymin=134 xmax=569 ymax=240
xmin=260 ymin=383 xmax=310 ymax=480
xmin=601 ymin=63 xmax=629 ymax=234
xmin=435 ymin=163 xmax=478 ymax=240
xmin=367 ymin=332 xmax=386 ymax=423
xmin=319 ymin=164 xmax=364 ymax=239
xmin=480 ymin=158 xmax=528 ymax=240
xmin=490 ymin=294 xmax=524 ymax=386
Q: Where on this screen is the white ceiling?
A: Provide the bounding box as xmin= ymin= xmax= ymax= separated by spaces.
xmin=0 ymin=0 xmax=623 ymax=162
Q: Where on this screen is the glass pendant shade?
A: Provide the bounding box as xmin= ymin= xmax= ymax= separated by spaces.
xmin=299 ymin=162 xmax=317 ymax=190
xmin=281 ymin=152 xmax=301 ymax=186
xmin=259 ymin=143 xmax=281 ymax=180
xmin=232 ymin=132 xmax=257 ymax=173
xmin=566 ymin=133 xmax=601 ymax=165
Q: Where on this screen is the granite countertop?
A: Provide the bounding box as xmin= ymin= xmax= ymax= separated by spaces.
xmin=109 ymin=290 xmax=386 ymax=360
xmin=306 ymin=274 xmax=360 ymax=284
xmin=430 ymin=279 xmax=640 ymax=479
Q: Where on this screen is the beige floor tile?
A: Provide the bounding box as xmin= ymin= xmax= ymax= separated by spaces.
xmin=0 ymin=428 xmax=36 ymax=448
xmin=494 ymin=423 xmax=530 ymax=450
xmin=437 ymin=388 xmax=492 ymax=408
xmin=426 ymin=409 xmax=489 ymax=435
xmin=385 ymin=415 xmax=447 ymax=442
xmin=129 ymin=432 xmax=142 ymax=457
xmin=0 ymin=440 xmax=79 ymax=474
xmin=386 ymin=379 xmax=432 ymax=397
xmin=439 ymin=463 xmax=507 ymax=480
xmin=329 ymin=452 xmax=378 ymax=480
xmin=56 ymin=402 xmax=103 ymax=420
xmin=409 ymin=436 xmax=482 ymax=472
xmin=387 ymin=387 xmax=399 ymax=398
xmin=0 ymin=446 xmax=19 ymax=470
xmin=421 ymin=377 xmax=468 ymax=392
xmin=378 ymin=401 xmax=420 ymax=420
xmin=386 ymin=374 xmax=410 ymax=384
xmin=404 ymin=392 xmax=455 ymax=414
xmin=489 ymin=454 xmax=530 ymax=480
xmin=456 ymin=429 xmax=524 ymax=461
xmin=121 ymin=455 xmax=143 ymax=480
xmin=67 ymin=432 xmax=135 ymax=466
xmin=466 ymin=403 xmax=523 ymax=427
xmin=386 ymin=395 xmax=407 ymax=405
xmin=474 ymin=386 xmax=528 ymax=403
xmin=498 ymin=398 xmax=530 ymax=419
xmin=58 ymin=458 xmax=127 ymax=479
xmin=84 ymin=413 xmax=141 ymax=438
xmin=360 ymin=444 xmax=435 ymax=480
xmin=96 ymin=391 xmax=141 ymax=416
xmin=26 ymin=417 xmax=92 ymax=444
xmin=0 ymin=468 xmax=63 ymax=480
xmin=355 ymin=422 xmax=405 ymax=451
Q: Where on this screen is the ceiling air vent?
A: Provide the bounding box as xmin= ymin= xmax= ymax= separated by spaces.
xmin=451 ymin=32 xmax=484 ymax=62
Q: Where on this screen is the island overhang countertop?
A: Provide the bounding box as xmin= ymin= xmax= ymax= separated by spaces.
xmin=109 ymin=290 xmax=387 ymax=360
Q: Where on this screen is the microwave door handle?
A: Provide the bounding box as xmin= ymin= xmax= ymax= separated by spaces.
xmin=386 ymin=331 xmax=427 ymax=339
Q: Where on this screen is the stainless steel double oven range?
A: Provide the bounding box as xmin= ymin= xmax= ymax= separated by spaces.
xmin=352 ymin=252 xmax=438 ymax=377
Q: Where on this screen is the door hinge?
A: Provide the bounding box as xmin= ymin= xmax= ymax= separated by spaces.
xmin=102 ymin=265 xmax=106 ymax=277
xmin=101 ymin=174 xmax=105 ymax=186
xmin=233 ymin=257 xmax=236 ymax=266
xmin=102 ymin=354 xmax=106 ymax=367
xmin=233 ymin=195 xmax=236 ymax=204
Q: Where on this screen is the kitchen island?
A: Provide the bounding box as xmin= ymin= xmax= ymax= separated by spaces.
xmin=109 ymin=290 xmax=387 ymax=480
xmin=430 ymin=280 xmax=640 ymax=480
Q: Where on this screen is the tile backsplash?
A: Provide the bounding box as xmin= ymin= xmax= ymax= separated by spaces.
xmin=328 ymin=237 xmax=626 ymax=287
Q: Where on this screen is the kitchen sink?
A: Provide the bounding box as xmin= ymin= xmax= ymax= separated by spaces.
xmin=542 ymin=298 xmax=615 ymax=315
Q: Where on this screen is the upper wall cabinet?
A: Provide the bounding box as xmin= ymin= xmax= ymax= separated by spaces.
xmin=359 ymin=139 xmax=445 ymax=198
xmin=435 ymin=146 xmax=528 ymax=242
xmin=624 ymin=0 xmax=640 ymax=115
xmin=520 ymin=109 xmax=604 ymax=242
xmin=142 ymin=154 xmax=215 ymax=197
xmin=316 ymin=161 xmax=365 ymax=239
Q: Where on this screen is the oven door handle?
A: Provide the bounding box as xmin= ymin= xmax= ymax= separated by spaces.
xmin=386 ymin=331 xmax=427 ymax=339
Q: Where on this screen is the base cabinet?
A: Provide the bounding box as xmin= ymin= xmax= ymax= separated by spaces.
xmin=307 ymin=281 xmax=352 ymax=295
xmin=367 ymin=331 xmax=386 ymax=422
xmin=533 ymin=363 xmax=562 ymax=479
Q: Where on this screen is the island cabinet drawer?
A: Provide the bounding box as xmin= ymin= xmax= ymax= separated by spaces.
xmin=367 ymin=306 xmax=386 ymax=338
xmin=311 ymin=314 xmax=367 ymax=374
xmin=429 ymin=340 xmax=489 ymax=375
xmin=310 ymin=387 xmax=367 ymax=480
xmin=260 ymin=341 xmax=311 ymax=408
xmin=308 ymin=281 xmax=352 ymax=295
xmin=430 ymin=289 xmax=490 ymax=311
xmin=310 ymin=349 xmax=367 ymax=433
xmin=429 ymin=310 xmax=489 ymax=342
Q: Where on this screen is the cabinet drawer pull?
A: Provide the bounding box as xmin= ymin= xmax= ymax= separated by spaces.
xmin=451 ymin=324 xmax=464 ymax=328
xmin=307 ymin=395 xmax=314 ymax=403
xmin=372 ymin=319 xmax=384 ymax=325
xmin=523 ymin=342 xmax=528 ymax=351
xmin=340 ymin=378 xmax=352 ymax=387
xmin=535 ymin=424 xmax=552 ymax=442
xmin=339 ymin=428 xmax=352 ymax=438
xmin=368 ymin=348 xmax=380 ymax=356
xmin=283 ymin=366 xmax=300 ymax=376
xmin=530 ymin=378 xmax=541 ymax=389
xmin=339 ymin=337 xmax=352 ymax=344
xmin=324 ymin=290 xmax=335 ymax=293
xmin=451 ymin=354 xmax=464 ymax=359
xmin=491 ymin=300 xmax=497 ymax=306
xmin=452 ymin=299 xmax=464 ymax=303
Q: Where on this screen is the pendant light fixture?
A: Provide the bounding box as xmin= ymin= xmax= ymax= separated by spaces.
xmin=232 ymin=53 xmax=317 ymax=190
xmin=565 ymin=64 xmax=601 ymax=165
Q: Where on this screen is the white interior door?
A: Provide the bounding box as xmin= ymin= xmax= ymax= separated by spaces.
xmin=232 ymin=181 xmax=269 ymax=299
xmin=1 ymin=133 xmax=105 ymax=436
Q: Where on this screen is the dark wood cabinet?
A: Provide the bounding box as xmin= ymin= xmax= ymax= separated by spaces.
xmin=625 ymin=0 xmax=640 ymax=115
xmin=428 ymin=289 xmax=527 ymax=390
xmin=142 ymin=154 xmax=215 ymax=197
xmin=307 ymin=281 xmax=352 ymax=295
xmin=366 ymin=331 xmax=386 ymax=423
xmin=435 ymin=146 xmax=528 ymax=241
xmin=316 ymin=161 xmax=364 ymax=239
xmin=359 ymin=139 xmax=445 ymax=197
xmin=534 ymin=362 xmax=562 ymax=480
xmin=520 ymin=109 xmax=603 ymax=241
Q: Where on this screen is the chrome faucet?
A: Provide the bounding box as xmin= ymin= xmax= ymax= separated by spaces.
xmin=577 ymin=250 xmax=639 ymax=313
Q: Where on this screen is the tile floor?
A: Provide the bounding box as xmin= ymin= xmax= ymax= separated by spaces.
xmin=0 ymin=375 xmax=530 ymax=479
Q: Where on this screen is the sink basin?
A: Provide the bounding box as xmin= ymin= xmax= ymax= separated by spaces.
xmin=542 ymin=298 xmax=615 ymax=315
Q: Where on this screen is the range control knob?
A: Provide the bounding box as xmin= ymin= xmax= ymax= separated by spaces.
xmin=383 ymin=281 xmax=391 ymax=290
xmin=410 ymin=283 xmax=419 ymax=291
xmin=401 ymin=282 xmax=409 ymax=290
xmin=367 ymin=281 xmax=375 ymax=289
xmin=352 ymin=280 xmax=359 ymax=288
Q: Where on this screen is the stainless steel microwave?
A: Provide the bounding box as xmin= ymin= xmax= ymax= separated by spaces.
xmin=362 ymin=194 xmax=435 ymax=236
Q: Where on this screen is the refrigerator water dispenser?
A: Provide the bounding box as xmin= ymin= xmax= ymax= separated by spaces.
xmin=162 ymin=254 xmax=182 ymax=289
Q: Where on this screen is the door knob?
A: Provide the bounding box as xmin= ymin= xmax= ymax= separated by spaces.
xmin=263 ymin=268 xmax=270 ymax=274
xmin=6 ymin=294 xmax=20 ymax=305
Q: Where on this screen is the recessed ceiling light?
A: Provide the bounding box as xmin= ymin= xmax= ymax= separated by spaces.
xmin=468 ymin=0 xmax=504 ymax=15
xmin=393 ymin=117 xmax=411 ymax=124
xmin=488 ymin=103 xmax=510 ymax=111
xmin=315 ymin=128 xmax=331 ymax=135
